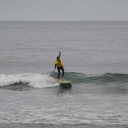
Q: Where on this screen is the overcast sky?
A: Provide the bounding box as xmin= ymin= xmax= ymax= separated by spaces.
xmin=0 ymin=0 xmax=128 ymax=21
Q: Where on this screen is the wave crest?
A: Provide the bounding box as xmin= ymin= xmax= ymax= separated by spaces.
xmin=0 ymin=72 xmax=128 ymax=91
xmin=0 ymin=73 xmax=58 ymax=88
xmin=50 ymin=72 xmax=128 ymax=84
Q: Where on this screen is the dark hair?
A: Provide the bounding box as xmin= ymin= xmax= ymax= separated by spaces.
xmin=56 ymin=56 xmax=60 ymax=59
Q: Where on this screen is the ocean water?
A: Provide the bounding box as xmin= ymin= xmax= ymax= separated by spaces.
xmin=0 ymin=21 xmax=128 ymax=128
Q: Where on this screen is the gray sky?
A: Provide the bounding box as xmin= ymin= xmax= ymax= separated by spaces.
xmin=0 ymin=0 xmax=128 ymax=21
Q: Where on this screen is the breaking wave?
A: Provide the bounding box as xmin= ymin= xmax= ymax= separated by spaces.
xmin=0 ymin=72 xmax=128 ymax=91
xmin=0 ymin=73 xmax=58 ymax=90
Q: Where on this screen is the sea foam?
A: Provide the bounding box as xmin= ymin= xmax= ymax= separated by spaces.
xmin=0 ymin=73 xmax=59 ymax=88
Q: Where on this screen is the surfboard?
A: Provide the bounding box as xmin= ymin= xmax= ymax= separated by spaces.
xmin=55 ymin=79 xmax=72 ymax=88
xmin=55 ymin=79 xmax=70 ymax=84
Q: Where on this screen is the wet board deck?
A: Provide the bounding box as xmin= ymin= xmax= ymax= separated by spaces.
xmin=55 ymin=79 xmax=72 ymax=88
xmin=55 ymin=79 xmax=70 ymax=84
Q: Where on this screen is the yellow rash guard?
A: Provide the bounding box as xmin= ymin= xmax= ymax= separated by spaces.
xmin=55 ymin=60 xmax=63 ymax=67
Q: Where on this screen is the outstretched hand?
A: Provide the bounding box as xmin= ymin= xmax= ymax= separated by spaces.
xmin=59 ymin=51 xmax=61 ymax=54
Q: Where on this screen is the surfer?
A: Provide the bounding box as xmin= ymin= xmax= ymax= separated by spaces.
xmin=54 ymin=51 xmax=64 ymax=81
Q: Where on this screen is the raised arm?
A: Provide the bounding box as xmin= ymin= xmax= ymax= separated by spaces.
xmin=58 ymin=51 xmax=61 ymax=57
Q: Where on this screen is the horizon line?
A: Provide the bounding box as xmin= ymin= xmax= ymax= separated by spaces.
xmin=0 ymin=20 xmax=128 ymax=22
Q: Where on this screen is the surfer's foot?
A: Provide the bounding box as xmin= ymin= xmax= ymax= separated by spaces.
xmin=62 ymin=77 xmax=65 ymax=81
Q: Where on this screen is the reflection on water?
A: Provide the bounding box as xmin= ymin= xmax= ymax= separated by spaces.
xmin=57 ymin=84 xmax=72 ymax=94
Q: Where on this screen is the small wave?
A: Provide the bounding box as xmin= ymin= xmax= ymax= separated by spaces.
xmin=0 ymin=73 xmax=59 ymax=89
xmin=0 ymin=72 xmax=128 ymax=91
xmin=50 ymin=72 xmax=128 ymax=84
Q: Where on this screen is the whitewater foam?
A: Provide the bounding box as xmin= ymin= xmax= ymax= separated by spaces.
xmin=0 ymin=73 xmax=59 ymax=88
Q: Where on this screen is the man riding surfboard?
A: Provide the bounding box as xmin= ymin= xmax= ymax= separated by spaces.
xmin=54 ymin=51 xmax=64 ymax=81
